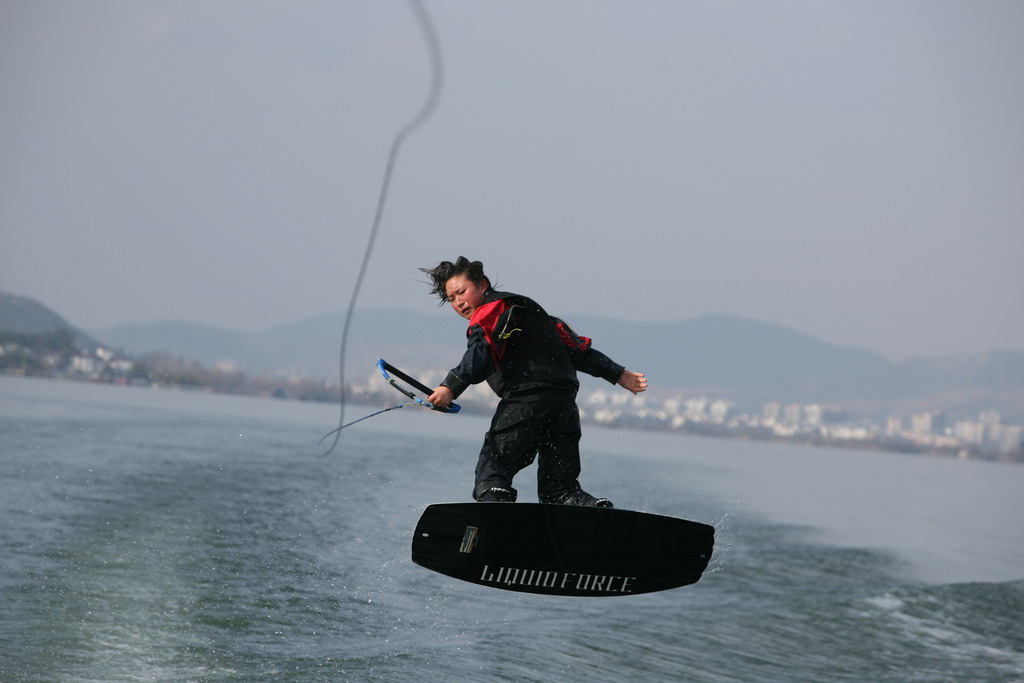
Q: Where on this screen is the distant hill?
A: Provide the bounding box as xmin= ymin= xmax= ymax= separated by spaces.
xmin=4 ymin=290 xmax=1021 ymax=420
xmin=90 ymin=307 xmax=1024 ymax=419
xmin=89 ymin=309 xmax=458 ymax=384
xmin=95 ymin=309 xmax=890 ymax=390
xmin=0 ymin=291 xmax=99 ymax=350
xmin=566 ymin=313 xmax=891 ymax=399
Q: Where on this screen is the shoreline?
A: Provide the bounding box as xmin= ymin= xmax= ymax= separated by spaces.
xmin=5 ymin=372 xmax=1020 ymax=465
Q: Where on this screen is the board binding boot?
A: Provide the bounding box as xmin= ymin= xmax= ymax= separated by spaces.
xmin=542 ymin=488 xmax=613 ymax=508
xmin=477 ymin=486 xmax=517 ymax=502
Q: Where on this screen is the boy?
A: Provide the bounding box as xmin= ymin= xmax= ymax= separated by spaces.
xmin=422 ymin=257 xmax=647 ymax=506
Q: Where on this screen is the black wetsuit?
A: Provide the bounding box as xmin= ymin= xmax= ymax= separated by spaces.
xmin=440 ymin=289 xmax=624 ymax=501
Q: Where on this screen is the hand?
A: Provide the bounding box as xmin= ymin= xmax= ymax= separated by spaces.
xmin=427 ymin=385 xmax=455 ymax=409
xmin=617 ymin=370 xmax=647 ymax=395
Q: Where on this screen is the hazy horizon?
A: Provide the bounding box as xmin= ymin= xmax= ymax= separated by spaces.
xmin=3 ymin=1 xmax=1022 ymax=360
xmin=76 ymin=302 xmax=1024 ymax=364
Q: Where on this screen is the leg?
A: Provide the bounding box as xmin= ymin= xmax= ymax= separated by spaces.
xmin=536 ymin=395 xmax=613 ymax=508
xmin=534 ymin=397 xmax=583 ymax=502
xmin=472 ymin=399 xmax=537 ymax=502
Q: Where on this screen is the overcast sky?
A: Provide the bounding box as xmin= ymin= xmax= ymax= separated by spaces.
xmin=2 ymin=0 xmax=1022 ymax=360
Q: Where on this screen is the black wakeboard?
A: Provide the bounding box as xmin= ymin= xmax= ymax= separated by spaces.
xmin=411 ymin=502 xmax=714 ymax=597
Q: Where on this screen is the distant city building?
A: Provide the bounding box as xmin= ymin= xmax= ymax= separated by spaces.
xmin=953 ymin=420 xmax=987 ymax=445
xmin=709 ymin=399 xmax=732 ymax=423
xmin=783 ymin=403 xmax=802 ymax=425
xmin=911 ymin=411 xmax=946 ymax=435
xmin=990 ymin=423 xmax=1023 ymax=453
xmin=685 ymin=397 xmax=708 ymax=418
xmin=886 ymin=416 xmax=902 ymax=436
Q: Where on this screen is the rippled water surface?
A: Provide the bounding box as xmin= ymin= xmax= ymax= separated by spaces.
xmin=2 ymin=376 xmax=1022 ymax=681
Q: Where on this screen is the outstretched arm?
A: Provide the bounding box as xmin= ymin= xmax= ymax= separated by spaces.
xmin=617 ymin=370 xmax=647 ymax=395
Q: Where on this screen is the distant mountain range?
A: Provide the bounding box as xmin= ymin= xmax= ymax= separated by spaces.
xmin=0 ymin=291 xmax=100 ymax=350
xmin=2 ymin=290 xmax=1022 ymax=420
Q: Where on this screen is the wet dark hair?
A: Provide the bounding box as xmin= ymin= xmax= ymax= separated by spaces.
xmin=420 ymin=256 xmax=490 ymax=304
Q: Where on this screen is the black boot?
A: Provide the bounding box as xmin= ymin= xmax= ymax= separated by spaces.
xmin=541 ymin=488 xmax=613 ymax=508
xmin=477 ymin=486 xmax=517 ymax=502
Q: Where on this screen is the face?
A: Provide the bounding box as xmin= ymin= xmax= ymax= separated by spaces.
xmin=445 ymin=274 xmax=488 ymax=319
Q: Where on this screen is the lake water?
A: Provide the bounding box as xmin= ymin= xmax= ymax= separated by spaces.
xmin=2 ymin=375 xmax=1022 ymax=682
